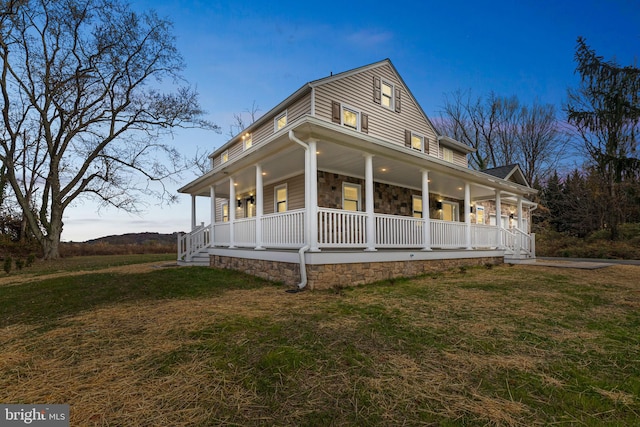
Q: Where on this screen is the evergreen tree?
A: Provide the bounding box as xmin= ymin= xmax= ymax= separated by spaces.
xmin=566 ymin=37 xmax=640 ymax=239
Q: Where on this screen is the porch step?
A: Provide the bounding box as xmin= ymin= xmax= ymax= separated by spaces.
xmin=177 ymin=251 xmax=210 ymax=267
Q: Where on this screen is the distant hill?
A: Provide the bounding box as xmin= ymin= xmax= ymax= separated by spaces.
xmin=85 ymin=232 xmax=178 ymax=245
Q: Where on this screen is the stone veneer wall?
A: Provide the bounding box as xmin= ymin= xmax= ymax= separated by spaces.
xmin=317 ymin=170 xmax=464 ymax=220
xmin=210 ymin=255 xmax=503 ymax=290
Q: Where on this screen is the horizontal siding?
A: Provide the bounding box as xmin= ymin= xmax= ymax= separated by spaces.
xmin=314 ymin=63 xmax=438 ymax=154
xmin=263 ymin=174 xmax=305 ymax=215
xmin=210 ymin=92 xmax=312 ymax=168
xmin=453 ymin=151 xmax=467 ymax=167
xmin=438 ymin=146 xmax=468 ymax=167
xmin=288 ymin=93 xmax=312 ymax=123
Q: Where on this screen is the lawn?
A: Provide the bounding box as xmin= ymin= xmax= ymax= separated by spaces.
xmin=1 ymin=258 xmax=639 ymax=426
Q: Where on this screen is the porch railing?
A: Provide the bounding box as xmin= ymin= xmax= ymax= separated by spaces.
xmin=179 ymin=209 xmax=536 ymax=260
xmin=317 ymin=208 xmax=367 ymax=247
xmin=178 ymin=222 xmax=210 ymax=261
xmin=376 ymin=213 xmax=424 ymax=247
xmin=471 ymin=223 xmax=500 ymax=248
xmin=431 ymin=219 xmax=467 ymax=249
xmin=503 ymin=227 xmax=534 ymax=257
xmin=233 ymin=217 xmax=256 ymax=247
xmin=262 ymin=209 xmax=305 ymax=248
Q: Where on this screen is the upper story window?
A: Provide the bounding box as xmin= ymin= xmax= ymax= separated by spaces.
xmin=342 ymin=182 xmax=361 ymax=211
xmin=373 ymin=76 xmax=401 ymax=113
xmin=221 ymin=150 xmax=229 ymax=164
xmin=381 ymin=80 xmax=394 ymax=110
xmin=411 ymin=133 xmax=424 ymax=152
xmin=275 ymin=184 xmax=287 ymax=212
xmin=275 ymin=111 xmax=287 ymax=132
xmin=243 ymin=133 xmax=252 ymax=150
xmin=332 ymin=101 xmax=369 ymax=133
xmin=342 ymin=105 xmax=359 ymax=130
xmin=443 ymin=147 xmax=454 ymax=163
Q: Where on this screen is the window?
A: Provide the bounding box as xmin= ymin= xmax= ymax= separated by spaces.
xmin=221 ymin=202 xmax=229 ymax=222
xmin=412 ymin=196 xmax=423 ymax=218
xmin=441 ymin=201 xmax=459 ymax=221
xmin=275 ymin=184 xmax=287 ymax=213
xmin=443 ymin=147 xmax=454 ymax=163
xmin=275 ymin=111 xmax=287 ymax=131
xmin=411 ymin=133 xmax=424 ymax=152
xmin=221 ymin=150 xmax=229 ymax=164
xmin=342 ymin=182 xmax=361 ymax=211
xmin=381 ymin=80 xmax=394 ymax=109
xmin=243 ymin=133 xmax=252 ymax=150
xmin=342 ymin=105 xmax=359 ymax=130
xmin=332 ymin=101 xmax=368 ymax=133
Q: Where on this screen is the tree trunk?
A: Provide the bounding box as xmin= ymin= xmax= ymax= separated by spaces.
xmin=42 ymin=204 xmax=64 ymax=260
xmin=42 ymin=234 xmax=61 ymax=260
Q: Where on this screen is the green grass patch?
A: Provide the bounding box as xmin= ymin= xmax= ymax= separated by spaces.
xmin=0 ymin=267 xmax=268 ymax=328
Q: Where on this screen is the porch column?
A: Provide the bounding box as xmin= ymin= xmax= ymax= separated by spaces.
xmin=495 ymin=190 xmax=502 ymax=248
xmin=465 ymin=182 xmax=472 ymax=250
xmin=309 ymin=141 xmax=319 ymax=251
xmin=364 ymin=153 xmax=376 ymax=252
xmin=421 ymin=169 xmax=431 ymax=251
xmin=209 ymin=185 xmax=216 ymax=247
xmin=517 ymin=196 xmax=523 ymax=231
xmin=229 ymin=177 xmax=236 ymax=248
xmin=255 ymin=164 xmax=264 ymax=250
xmin=191 ymin=195 xmax=197 ymax=230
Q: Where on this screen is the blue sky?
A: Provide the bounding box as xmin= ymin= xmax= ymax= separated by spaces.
xmin=61 ymin=0 xmax=640 ymax=241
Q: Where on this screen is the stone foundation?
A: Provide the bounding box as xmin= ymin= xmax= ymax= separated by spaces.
xmin=210 ymin=254 xmax=503 ymax=290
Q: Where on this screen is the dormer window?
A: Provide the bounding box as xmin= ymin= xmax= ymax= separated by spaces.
xmin=221 ymin=150 xmax=229 ymax=164
xmin=243 ymin=133 xmax=252 ymax=150
xmin=443 ymin=147 xmax=454 ymax=163
xmin=275 ymin=111 xmax=287 ymax=131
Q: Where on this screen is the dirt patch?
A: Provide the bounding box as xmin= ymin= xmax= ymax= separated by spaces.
xmin=0 ymin=261 xmax=176 ymax=287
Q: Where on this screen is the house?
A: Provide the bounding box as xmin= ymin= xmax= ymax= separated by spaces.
xmin=177 ymin=59 xmax=537 ymax=290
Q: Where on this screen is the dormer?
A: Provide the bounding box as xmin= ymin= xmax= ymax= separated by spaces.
xmin=437 ymin=136 xmax=474 ymax=167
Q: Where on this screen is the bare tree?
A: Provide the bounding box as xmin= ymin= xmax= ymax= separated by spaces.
xmin=437 ymin=90 xmax=566 ymax=184
xmin=516 ymin=102 xmax=568 ymax=185
xmin=0 ymin=0 xmax=217 ymax=259
xmin=226 ymin=100 xmax=261 ymax=138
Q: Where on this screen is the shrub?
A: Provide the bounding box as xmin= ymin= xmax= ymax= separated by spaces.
xmin=26 ymin=253 xmax=36 ymax=267
xmin=3 ymin=257 xmax=12 ymax=274
xmin=15 ymin=259 xmax=24 ymax=270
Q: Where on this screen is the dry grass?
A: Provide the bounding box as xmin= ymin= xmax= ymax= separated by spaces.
xmin=1 ymin=262 xmax=639 ymax=425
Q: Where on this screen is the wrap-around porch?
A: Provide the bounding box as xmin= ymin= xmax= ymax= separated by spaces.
xmin=178 ymin=127 xmax=535 ymax=262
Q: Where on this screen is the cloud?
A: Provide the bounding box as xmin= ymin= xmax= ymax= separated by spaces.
xmin=346 ymin=29 xmax=393 ymax=48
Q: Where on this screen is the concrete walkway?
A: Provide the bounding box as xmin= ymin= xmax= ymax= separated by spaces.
xmin=506 ymin=257 xmax=640 ymax=270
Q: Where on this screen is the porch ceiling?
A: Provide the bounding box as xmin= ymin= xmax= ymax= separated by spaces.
xmin=212 ymin=141 xmax=499 ymax=201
